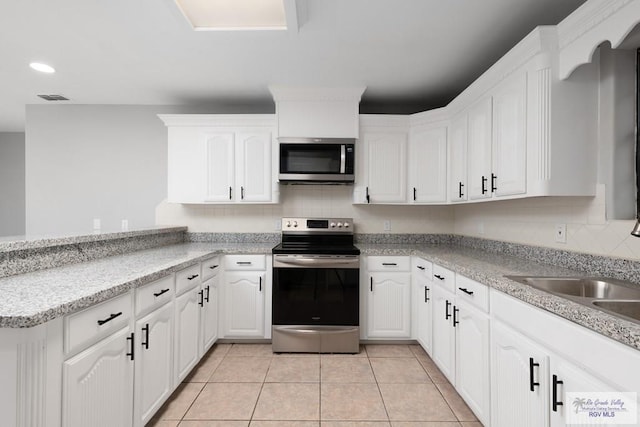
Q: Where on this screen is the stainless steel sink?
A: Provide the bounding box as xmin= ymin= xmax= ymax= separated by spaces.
xmin=505 ymin=276 xmax=640 ymax=299
xmin=592 ymin=300 xmax=640 ymax=322
xmin=504 ymin=275 xmax=640 ymax=324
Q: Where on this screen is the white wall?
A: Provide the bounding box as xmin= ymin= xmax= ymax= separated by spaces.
xmin=0 ymin=132 xmax=25 ymax=236
xmin=156 ymin=185 xmax=455 ymax=234
xmin=24 ymin=104 xmax=271 ymax=235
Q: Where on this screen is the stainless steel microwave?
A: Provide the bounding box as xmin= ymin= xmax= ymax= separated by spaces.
xmin=278 ymin=137 xmax=355 ymax=184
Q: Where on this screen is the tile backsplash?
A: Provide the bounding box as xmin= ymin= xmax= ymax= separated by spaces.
xmin=156 ymin=185 xmax=455 ymax=234
xmin=156 ymin=184 xmax=640 ymax=261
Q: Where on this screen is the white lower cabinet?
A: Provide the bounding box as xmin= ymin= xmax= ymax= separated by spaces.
xmin=430 ymin=270 xmax=490 ymax=426
xmin=63 ymin=326 xmax=135 ymax=427
xmin=221 ymin=255 xmax=267 ymax=338
xmin=365 ymin=256 xmax=412 ymax=339
xmin=173 ymin=284 xmax=201 ymax=384
xmin=200 ymin=275 xmax=219 ymax=354
xmin=413 ymin=257 xmax=433 ymax=352
xmin=134 ymin=301 xmax=174 ymax=427
xmin=491 ymin=320 xmax=548 ymax=427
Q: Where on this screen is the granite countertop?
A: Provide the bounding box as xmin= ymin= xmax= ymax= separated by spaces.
xmin=0 ymin=242 xmax=275 ymax=328
xmin=359 ymin=244 xmax=640 ymax=351
xmin=2 ymin=239 xmax=640 ymax=351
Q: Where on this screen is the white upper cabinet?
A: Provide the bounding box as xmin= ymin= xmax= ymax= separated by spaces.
xmin=449 ymin=113 xmax=468 ymax=202
xmin=160 ymin=115 xmax=278 ymax=204
xmin=492 ymin=72 xmax=527 ymax=197
xmin=467 ymin=97 xmax=493 ymax=200
xmin=409 ymin=125 xmax=447 ymax=203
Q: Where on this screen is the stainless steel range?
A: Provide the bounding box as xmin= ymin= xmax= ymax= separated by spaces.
xmin=272 ymin=217 xmax=360 ymax=353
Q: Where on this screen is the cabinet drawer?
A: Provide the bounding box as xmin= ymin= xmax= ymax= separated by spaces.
xmin=135 ymin=275 xmax=174 ymax=316
xmin=224 ymin=255 xmax=266 ymax=271
xmin=455 ymin=275 xmax=489 ymax=312
xmin=64 ymin=292 xmax=133 ymax=355
xmin=201 ymin=256 xmax=221 ymax=280
xmin=432 ymin=264 xmax=455 ymax=293
xmin=412 ymin=257 xmax=433 ymax=278
xmin=176 ymin=264 xmax=201 ymax=295
xmin=367 ymin=256 xmax=410 ymax=272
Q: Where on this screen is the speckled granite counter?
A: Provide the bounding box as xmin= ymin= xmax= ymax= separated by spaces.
xmin=359 ymin=244 xmax=640 ymax=351
xmin=0 ymin=242 xmax=274 ymax=328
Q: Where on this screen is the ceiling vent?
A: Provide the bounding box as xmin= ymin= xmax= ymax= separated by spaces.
xmin=37 ymin=94 xmax=69 ymax=101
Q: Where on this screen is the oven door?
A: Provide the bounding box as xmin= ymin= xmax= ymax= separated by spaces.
xmin=272 ymin=255 xmax=359 ymax=326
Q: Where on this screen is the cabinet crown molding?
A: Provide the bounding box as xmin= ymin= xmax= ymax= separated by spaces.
xmin=268 ymin=86 xmax=366 ymax=102
xmin=158 ymin=114 xmax=276 ymax=127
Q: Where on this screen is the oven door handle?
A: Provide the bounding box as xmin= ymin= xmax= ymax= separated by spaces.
xmin=274 ymin=257 xmax=359 ymax=268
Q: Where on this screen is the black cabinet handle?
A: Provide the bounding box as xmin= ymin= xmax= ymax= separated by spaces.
xmin=259 ymin=277 xmax=262 ymax=292
xmin=417 ymin=265 xmax=425 ymax=271
xmin=241 ymin=186 xmax=245 ymax=200
xmin=198 ymin=289 xmax=204 ymax=307
xmin=366 ymin=186 xmax=370 ymax=203
xmin=142 ymin=324 xmax=150 ymax=350
xmin=458 ymin=287 xmax=474 ymax=296
xmin=370 ymin=277 xmax=373 ymax=292
xmin=204 ymin=285 xmax=210 ymax=302
xmin=434 ymin=274 xmax=445 ymax=281
xmin=529 ymin=358 xmax=540 ymax=392
xmin=445 ymin=300 xmax=451 ymax=320
xmin=481 ymin=176 xmax=488 ymax=194
xmin=237 ymin=261 xmax=252 ymax=265
xmin=453 ymin=306 xmax=459 ymax=327
xmin=382 ymin=263 xmax=397 ymax=266
xmin=552 ymin=374 xmax=564 ymax=412
xmin=424 ymin=286 xmax=430 ymax=302
xmin=229 ymin=186 xmax=232 ymax=200
xmin=187 ymin=274 xmax=199 ymax=280
xmin=491 ymin=173 xmax=497 ymax=193
xmin=153 ymin=288 xmax=170 ymax=298
xmin=413 ymin=187 xmax=417 ymax=201
xmin=126 ymin=332 xmax=135 ymax=361
xmin=209 ymin=264 xmax=219 ymax=270
xmin=458 ymin=181 xmax=464 ymax=198
xmin=97 ymin=311 xmax=123 ymax=326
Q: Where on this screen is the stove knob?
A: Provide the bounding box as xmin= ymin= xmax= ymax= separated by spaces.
xmin=344 ymin=222 xmax=350 ymax=228
xmin=286 ymin=221 xmax=291 ymax=228
xmin=330 ymin=222 xmax=336 ymax=228
xmin=293 ymin=221 xmax=298 ymax=228
xmin=337 ymin=222 xmax=343 ymax=228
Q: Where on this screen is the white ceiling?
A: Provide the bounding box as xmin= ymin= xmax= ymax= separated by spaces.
xmin=0 ymin=0 xmax=587 ymax=132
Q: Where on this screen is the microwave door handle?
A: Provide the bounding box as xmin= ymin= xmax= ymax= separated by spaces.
xmin=340 ymin=145 xmax=346 ymax=174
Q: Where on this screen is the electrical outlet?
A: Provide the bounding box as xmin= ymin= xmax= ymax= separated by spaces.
xmin=478 ymin=221 xmax=484 ymax=235
xmin=555 ymin=224 xmax=567 ymax=243
xmin=383 ymin=220 xmax=391 ymax=231
xmin=92 ymin=218 xmax=101 ymax=231
xmin=274 ymin=219 xmax=281 ymax=230
xmin=121 ymin=219 xmax=129 ymax=231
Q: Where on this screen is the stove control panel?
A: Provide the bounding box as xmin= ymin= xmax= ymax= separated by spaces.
xmin=281 ymin=217 xmax=354 ymax=233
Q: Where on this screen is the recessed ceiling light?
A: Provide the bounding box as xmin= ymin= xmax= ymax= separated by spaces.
xmin=175 ymin=0 xmax=286 ymax=31
xmin=30 ymin=62 xmax=56 ymax=73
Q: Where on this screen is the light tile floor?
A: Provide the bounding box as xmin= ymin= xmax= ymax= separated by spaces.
xmin=147 ymin=343 xmax=484 ymax=427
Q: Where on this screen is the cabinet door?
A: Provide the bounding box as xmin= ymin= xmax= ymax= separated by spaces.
xmin=200 ymin=277 xmax=219 ymax=354
xmin=493 ymin=73 xmax=527 ymax=197
xmin=415 ymin=275 xmax=433 ymax=353
xmin=455 ymin=301 xmax=490 ymax=426
xmin=236 ymin=132 xmax=272 ymax=202
xmin=364 ymin=132 xmax=407 ymax=203
xmin=467 ymin=97 xmax=493 ymax=200
xmin=134 ymin=302 xmax=174 ymax=427
xmin=167 ymin=127 xmax=207 ymax=203
xmin=431 ymin=285 xmax=456 ymax=382
xmin=449 ymin=113 xmax=468 ymax=202
xmin=367 ymin=272 xmax=412 ymax=338
xmin=63 ymin=327 xmax=134 ymax=427
xmin=204 ymin=132 xmax=235 ymax=202
xmin=224 ymin=272 xmax=265 ymax=337
xmin=549 ymin=356 xmax=624 ymax=427
xmin=491 ymin=320 xmax=548 ymax=427
xmin=174 ymin=289 xmax=200 ymax=383
xmin=409 ymin=126 xmax=447 ymax=203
